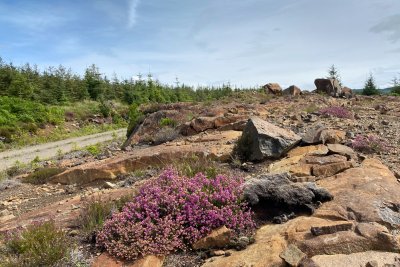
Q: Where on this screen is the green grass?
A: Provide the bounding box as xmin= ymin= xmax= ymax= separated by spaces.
xmin=0 ymin=97 xmax=128 ymax=152
xmin=85 ymin=144 xmax=101 ymax=156
xmin=0 ymin=221 xmax=71 ymax=267
xmin=78 ymin=195 xmax=132 ymax=236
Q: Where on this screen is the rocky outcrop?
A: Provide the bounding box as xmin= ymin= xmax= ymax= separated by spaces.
xmin=302 ymin=125 xmax=346 ymax=145
xmin=314 ymin=78 xmax=342 ymax=97
xmin=237 ymin=117 xmax=301 ymax=161
xmin=311 ymin=251 xmax=400 ymax=267
xmin=243 ymin=173 xmax=333 ymax=216
xmin=264 ymin=83 xmax=283 ymax=95
xmin=341 ymin=86 xmax=353 ymax=98
xmin=283 ymin=85 xmax=302 ymax=96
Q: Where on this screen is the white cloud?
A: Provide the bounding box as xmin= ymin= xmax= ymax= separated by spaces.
xmin=128 ymin=0 xmax=140 ymax=28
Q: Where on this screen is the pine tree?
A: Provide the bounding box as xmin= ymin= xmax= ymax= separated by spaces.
xmin=391 ymin=75 xmax=400 ymax=95
xmin=327 ymin=64 xmax=342 ymax=86
xmin=362 ymin=73 xmax=379 ymax=96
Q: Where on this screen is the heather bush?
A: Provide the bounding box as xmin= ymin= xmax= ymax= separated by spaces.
xmin=319 ymin=106 xmax=353 ymax=119
xmin=97 ymin=169 xmax=255 ymax=261
xmin=352 ymin=134 xmax=391 ymax=153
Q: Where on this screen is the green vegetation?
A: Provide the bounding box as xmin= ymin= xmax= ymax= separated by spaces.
xmin=327 ymin=64 xmax=342 ymax=86
xmin=23 ymin=167 xmax=66 ymax=184
xmin=362 ymin=73 xmax=379 ymax=96
xmin=78 ymin=195 xmax=131 ymax=236
xmin=0 ymin=221 xmax=70 ymax=267
xmin=159 ymin=117 xmax=177 ymax=128
xmin=85 ymin=144 xmax=102 ymax=156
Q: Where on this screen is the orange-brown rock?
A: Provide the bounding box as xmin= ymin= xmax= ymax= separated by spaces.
xmin=91 ymin=253 xmax=164 ymax=267
xmin=283 ymin=85 xmax=302 ymax=96
xmin=264 ymin=83 xmax=283 ymax=95
xmin=312 ymin=161 xmax=353 ymax=178
xmin=193 ymin=226 xmax=232 ymax=250
xmin=287 ymin=144 xmax=328 ymax=157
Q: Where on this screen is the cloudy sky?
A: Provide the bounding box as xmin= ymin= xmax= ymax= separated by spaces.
xmin=0 ymin=0 xmax=399 ymax=89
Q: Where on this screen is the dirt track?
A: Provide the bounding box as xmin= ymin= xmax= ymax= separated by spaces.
xmin=0 ymin=128 xmax=126 ymax=172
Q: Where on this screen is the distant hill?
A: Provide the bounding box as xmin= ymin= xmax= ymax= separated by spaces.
xmin=352 ymin=87 xmax=394 ymax=95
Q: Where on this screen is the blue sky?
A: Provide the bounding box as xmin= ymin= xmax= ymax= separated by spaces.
xmin=0 ymin=0 xmax=399 ymax=89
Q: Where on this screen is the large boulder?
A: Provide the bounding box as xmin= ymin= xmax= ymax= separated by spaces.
xmin=237 ymin=117 xmax=302 ymax=161
xmin=341 ymin=86 xmax=353 ymax=98
xmin=283 ymin=85 xmax=302 ymax=96
xmin=264 ymin=83 xmax=283 ymax=95
xmin=314 ymin=78 xmax=342 ymax=97
xmin=243 ymin=173 xmax=333 ymax=216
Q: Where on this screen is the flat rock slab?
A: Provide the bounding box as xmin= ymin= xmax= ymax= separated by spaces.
xmin=312 ymin=251 xmax=400 ymax=267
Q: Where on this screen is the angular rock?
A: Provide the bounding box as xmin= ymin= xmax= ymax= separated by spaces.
xmin=327 ymin=143 xmax=356 ymax=159
xmin=314 ymin=78 xmax=342 ymax=97
xmin=279 ymin=244 xmax=306 ymax=266
xmin=190 ymin=117 xmax=216 ymax=132
xmin=319 ymin=129 xmax=346 ymax=144
xmin=287 ymin=144 xmax=328 ymax=158
xmin=243 ymin=173 xmax=333 ymax=215
xmin=315 ymin=159 xmax=400 ymax=227
xmin=341 ymin=87 xmax=353 ymax=98
xmin=289 ymin=164 xmax=313 ymax=177
xmin=310 ymin=221 xmax=353 ymax=236
xmin=312 ymin=161 xmax=353 ymax=178
xmin=283 ymin=85 xmax=302 ymax=96
xmin=302 ymin=125 xmax=326 ymax=144
xmin=305 ymin=154 xmax=347 ymax=165
xmin=264 ymin=83 xmax=283 ymax=95
xmin=192 ymin=226 xmax=232 ymax=250
xmin=237 ymin=117 xmax=301 ymax=161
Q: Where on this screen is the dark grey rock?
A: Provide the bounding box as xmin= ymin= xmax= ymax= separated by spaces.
xmin=237 ymin=117 xmax=301 ymax=161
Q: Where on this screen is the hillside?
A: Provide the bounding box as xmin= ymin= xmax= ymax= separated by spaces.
xmin=1 ymin=90 xmax=400 ymax=267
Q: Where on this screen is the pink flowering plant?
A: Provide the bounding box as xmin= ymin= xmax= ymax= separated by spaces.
xmin=352 ymin=134 xmax=391 ymax=153
xmin=319 ymin=106 xmax=353 ymax=119
xmin=96 ymin=169 xmax=255 ymax=261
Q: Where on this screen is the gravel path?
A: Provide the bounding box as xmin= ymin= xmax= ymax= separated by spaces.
xmin=0 ymin=128 xmax=126 ymax=172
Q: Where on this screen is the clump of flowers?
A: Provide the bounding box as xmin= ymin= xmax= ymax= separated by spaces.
xmin=319 ymin=106 xmax=353 ymax=119
xmin=97 ymin=169 xmax=255 ymax=261
xmin=352 ymin=134 xmax=391 ymax=153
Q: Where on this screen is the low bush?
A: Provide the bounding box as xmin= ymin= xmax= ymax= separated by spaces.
xmin=159 ymin=117 xmax=177 ymax=128
xmin=86 ymin=144 xmax=101 ymax=156
xmin=352 ymin=134 xmax=391 ymax=153
xmin=78 ymin=195 xmax=132 ymax=236
xmin=97 ymin=169 xmax=255 ymax=261
xmin=0 ymin=220 xmax=70 ymax=267
xmin=319 ymin=106 xmax=353 ymax=119
xmin=23 ymin=167 xmax=65 ymax=184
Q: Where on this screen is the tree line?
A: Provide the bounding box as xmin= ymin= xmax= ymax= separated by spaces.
xmin=0 ymin=58 xmax=235 ymax=105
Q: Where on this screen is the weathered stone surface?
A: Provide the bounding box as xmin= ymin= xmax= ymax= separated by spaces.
xmin=201 ymin=224 xmax=287 ymax=267
xmin=314 ymin=78 xmax=342 ymax=97
xmin=341 ymin=87 xmax=353 ymax=98
xmin=268 ymin=155 xmax=303 ymax=173
xmin=289 ymin=164 xmax=313 ymax=177
xmin=91 ymin=253 xmax=165 ymax=267
xmin=312 ymin=161 xmax=353 ymax=178
xmin=305 ymin=154 xmax=347 ymax=165
xmin=279 ymin=244 xmax=306 ymax=266
xmin=302 ymin=125 xmax=326 ymax=144
xmin=327 ymin=144 xmax=356 ymax=158
xmin=283 ymin=85 xmax=302 ymax=96
xmin=319 ymin=129 xmax=346 ymax=144
xmin=237 ymin=117 xmax=301 ymax=161
xmin=243 ymin=173 xmax=333 ymax=215
xmin=310 ymin=221 xmax=353 ymax=236
xmin=264 ymin=83 xmax=283 ymax=95
xmin=131 ymin=255 xmax=165 ymax=267
xmin=287 ymin=144 xmax=328 ymax=158
xmin=192 ymin=226 xmax=232 ymax=250
xmin=315 ymin=159 xmax=400 ymax=227
xmin=190 ymin=117 xmax=216 ymax=132
xmin=311 ymin=251 xmax=400 ymax=267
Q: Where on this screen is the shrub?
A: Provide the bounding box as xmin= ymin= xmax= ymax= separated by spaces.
xmin=86 ymin=144 xmax=101 ymax=156
xmin=319 ymin=106 xmax=353 ymax=119
xmin=0 ymin=220 xmax=70 ymax=267
xmin=78 ymin=195 xmax=132 ymax=236
xmin=97 ymin=169 xmax=255 ymax=261
xmin=23 ymin=167 xmax=65 ymax=184
xmin=352 ymin=134 xmax=391 ymax=153
xmin=159 ymin=117 xmax=177 ymax=128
